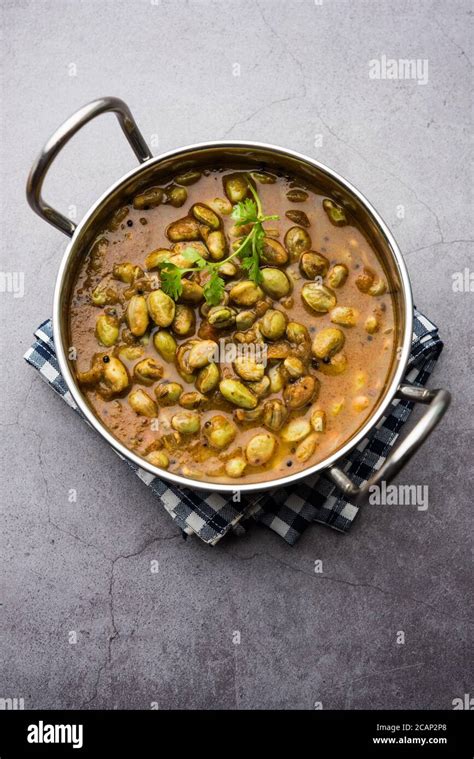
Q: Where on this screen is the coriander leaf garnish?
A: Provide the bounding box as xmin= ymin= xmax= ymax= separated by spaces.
xmin=241 ymin=232 xmax=263 ymax=284
xmin=231 ymin=197 xmax=258 ymax=226
xmin=203 ymin=269 xmax=225 ymax=306
xmin=180 ymin=248 xmax=207 ymax=267
xmin=158 ymin=179 xmax=279 ymax=305
xmin=159 ymin=262 xmax=185 ymax=300
xmin=180 ymin=248 xmax=201 ymax=263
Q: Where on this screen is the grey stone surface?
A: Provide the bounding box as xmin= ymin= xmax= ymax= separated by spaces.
xmin=1 ymin=0 xmax=472 ymax=710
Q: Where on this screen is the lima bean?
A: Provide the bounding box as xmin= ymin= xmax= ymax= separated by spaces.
xmin=260 ymin=268 xmax=291 ymax=300
xmin=103 ymin=357 xmax=129 ymax=394
xmin=171 ymin=411 xmax=200 ymax=434
xmin=127 ymin=295 xmax=149 ymax=336
xmin=246 ymin=433 xmax=277 ymax=466
xmin=219 ymin=379 xmax=258 ymax=409
xmin=95 ymin=314 xmax=119 ymax=346
xmin=153 ymin=330 xmax=177 ymax=362
xmin=128 ymin=389 xmax=158 ymax=417
xmin=133 ymin=357 xmax=163 ymax=385
xmin=203 ymin=415 xmax=237 ymax=450
xmin=147 ymin=289 xmax=176 ymax=327
xmin=133 ymin=188 xmax=164 ymax=210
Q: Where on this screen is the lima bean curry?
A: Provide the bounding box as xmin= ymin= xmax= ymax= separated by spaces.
xmin=70 ymin=167 xmax=396 ymax=485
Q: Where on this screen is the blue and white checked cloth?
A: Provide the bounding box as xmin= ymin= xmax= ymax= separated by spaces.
xmin=24 ymin=310 xmax=443 ymax=545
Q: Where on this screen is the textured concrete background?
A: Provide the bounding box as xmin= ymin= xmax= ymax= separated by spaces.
xmin=1 ymin=0 xmax=472 ymax=710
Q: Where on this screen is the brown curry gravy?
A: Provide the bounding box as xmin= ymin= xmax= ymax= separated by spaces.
xmin=69 ymin=168 xmax=396 ymax=485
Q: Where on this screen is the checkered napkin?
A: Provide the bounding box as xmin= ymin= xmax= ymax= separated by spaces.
xmin=24 ymin=310 xmax=443 ymax=545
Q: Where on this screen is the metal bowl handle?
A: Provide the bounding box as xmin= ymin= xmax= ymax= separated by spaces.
xmin=328 ymin=382 xmax=451 ymax=505
xmin=26 ymin=96 xmax=152 ymax=237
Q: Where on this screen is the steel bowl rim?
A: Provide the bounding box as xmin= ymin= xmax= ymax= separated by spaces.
xmin=53 ymin=139 xmax=413 ymax=494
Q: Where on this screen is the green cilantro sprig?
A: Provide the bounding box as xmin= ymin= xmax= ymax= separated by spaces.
xmin=158 ymin=180 xmax=279 ymax=306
